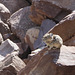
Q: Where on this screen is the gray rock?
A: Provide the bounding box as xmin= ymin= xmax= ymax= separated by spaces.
xmin=8 ymin=6 xmax=38 ymax=42
xmin=0 ymin=55 xmax=26 ymax=75
xmin=0 ymin=39 xmax=20 ymax=61
xmin=0 ymin=0 xmax=30 ymax=14
xmin=0 ymin=20 xmax=10 ymax=35
xmin=0 ymin=33 xmax=3 ymax=44
xmin=0 ymin=3 xmax=10 ymax=23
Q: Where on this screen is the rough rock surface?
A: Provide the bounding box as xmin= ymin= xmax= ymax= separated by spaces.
xmin=0 ymin=33 xmax=3 ymax=44
xmin=31 ymin=0 xmax=61 ymax=18
xmin=0 ymin=3 xmax=10 ymax=23
xmin=0 ymin=20 xmax=10 ymax=35
xmin=64 ymin=35 xmax=75 ymax=46
xmin=34 ymin=19 xmax=56 ymax=49
xmin=32 ymin=0 xmax=75 ymax=11
xmin=30 ymin=6 xmax=46 ymax=25
xmin=0 ymin=39 xmax=20 ymax=61
xmin=25 ymin=27 xmax=40 ymax=50
xmin=0 ymin=0 xmax=30 ymax=14
xmin=18 ymin=45 xmax=75 ymax=75
xmin=0 ymin=55 xmax=26 ymax=75
xmin=49 ymin=11 xmax=75 ymax=41
xmin=8 ymin=6 xmax=38 ymax=42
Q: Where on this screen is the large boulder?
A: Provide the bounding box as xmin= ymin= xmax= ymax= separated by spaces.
xmin=32 ymin=0 xmax=75 ymax=11
xmin=0 ymin=55 xmax=26 ymax=75
xmin=49 ymin=11 xmax=75 ymax=42
xmin=64 ymin=35 xmax=75 ymax=46
xmin=0 ymin=0 xmax=30 ymax=14
xmin=30 ymin=6 xmax=46 ymax=25
xmin=8 ymin=6 xmax=38 ymax=42
xmin=18 ymin=45 xmax=75 ymax=75
xmin=0 ymin=39 xmax=20 ymax=61
xmin=0 ymin=3 xmax=10 ymax=23
xmin=31 ymin=0 xmax=61 ymax=18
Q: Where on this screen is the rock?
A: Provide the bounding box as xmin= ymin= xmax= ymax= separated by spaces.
xmin=25 ymin=27 xmax=40 ymax=50
xmin=0 ymin=0 xmax=30 ymax=14
xmin=8 ymin=6 xmax=38 ymax=42
xmin=55 ymin=10 xmax=71 ymax=22
xmin=36 ymin=0 xmax=75 ymax=11
xmin=31 ymin=0 xmax=61 ymax=18
xmin=3 ymin=33 xmax=21 ymax=43
xmin=0 ymin=3 xmax=10 ymax=23
xmin=18 ymin=45 xmax=75 ymax=75
xmin=0 ymin=39 xmax=20 ymax=61
xmin=0 ymin=55 xmax=26 ymax=75
xmin=34 ymin=19 xmax=56 ymax=49
xmin=30 ymin=6 xmax=46 ymax=24
xmin=0 ymin=33 xmax=3 ymax=44
xmin=0 ymin=20 xmax=10 ymax=35
xmin=49 ymin=11 xmax=75 ymax=42
xmin=27 ymin=0 xmax=32 ymax=4
xmin=64 ymin=35 xmax=75 ymax=46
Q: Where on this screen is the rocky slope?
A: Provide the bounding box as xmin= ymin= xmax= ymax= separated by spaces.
xmin=0 ymin=0 xmax=75 ymax=75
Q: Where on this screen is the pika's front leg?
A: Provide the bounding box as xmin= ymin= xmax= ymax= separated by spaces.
xmin=47 ymin=46 xmax=52 ymax=50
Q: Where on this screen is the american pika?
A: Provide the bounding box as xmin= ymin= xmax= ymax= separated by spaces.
xmin=42 ymin=33 xmax=63 ymax=50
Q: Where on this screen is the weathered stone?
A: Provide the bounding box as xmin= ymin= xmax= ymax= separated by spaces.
xmin=34 ymin=19 xmax=56 ymax=49
xmin=18 ymin=45 xmax=75 ymax=75
xmin=55 ymin=10 xmax=71 ymax=22
xmin=49 ymin=11 xmax=75 ymax=42
xmin=0 ymin=20 xmax=10 ymax=35
xmin=33 ymin=0 xmax=75 ymax=11
xmin=0 ymin=3 xmax=10 ymax=23
xmin=31 ymin=0 xmax=61 ymax=18
xmin=0 ymin=39 xmax=20 ymax=61
xmin=64 ymin=35 xmax=75 ymax=46
xmin=30 ymin=6 xmax=46 ymax=24
xmin=0 ymin=0 xmax=30 ymax=14
xmin=25 ymin=27 xmax=40 ymax=50
xmin=8 ymin=6 xmax=38 ymax=42
xmin=0 ymin=55 xmax=26 ymax=75
xmin=0 ymin=33 xmax=3 ymax=44
xmin=3 ymin=33 xmax=21 ymax=43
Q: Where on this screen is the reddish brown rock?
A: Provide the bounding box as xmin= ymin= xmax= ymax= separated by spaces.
xmin=31 ymin=0 xmax=61 ymax=18
xmin=49 ymin=11 xmax=75 ymax=41
xmin=55 ymin=10 xmax=71 ymax=22
xmin=32 ymin=0 xmax=75 ymax=11
xmin=30 ymin=5 xmax=46 ymax=25
xmin=18 ymin=45 xmax=75 ymax=75
xmin=0 ymin=0 xmax=30 ymax=14
xmin=64 ymin=35 xmax=75 ymax=46
xmin=8 ymin=6 xmax=38 ymax=42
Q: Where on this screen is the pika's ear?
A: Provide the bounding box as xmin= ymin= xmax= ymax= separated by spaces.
xmin=50 ymin=33 xmax=53 ymax=36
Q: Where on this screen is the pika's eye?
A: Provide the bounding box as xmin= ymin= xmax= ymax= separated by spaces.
xmin=53 ymin=36 xmax=56 ymax=40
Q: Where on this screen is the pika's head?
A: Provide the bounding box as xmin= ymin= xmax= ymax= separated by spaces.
xmin=42 ymin=33 xmax=53 ymax=42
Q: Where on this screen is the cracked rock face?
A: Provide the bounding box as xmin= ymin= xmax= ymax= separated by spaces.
xmin=8 ymin=6 xmax=38 ymax=42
